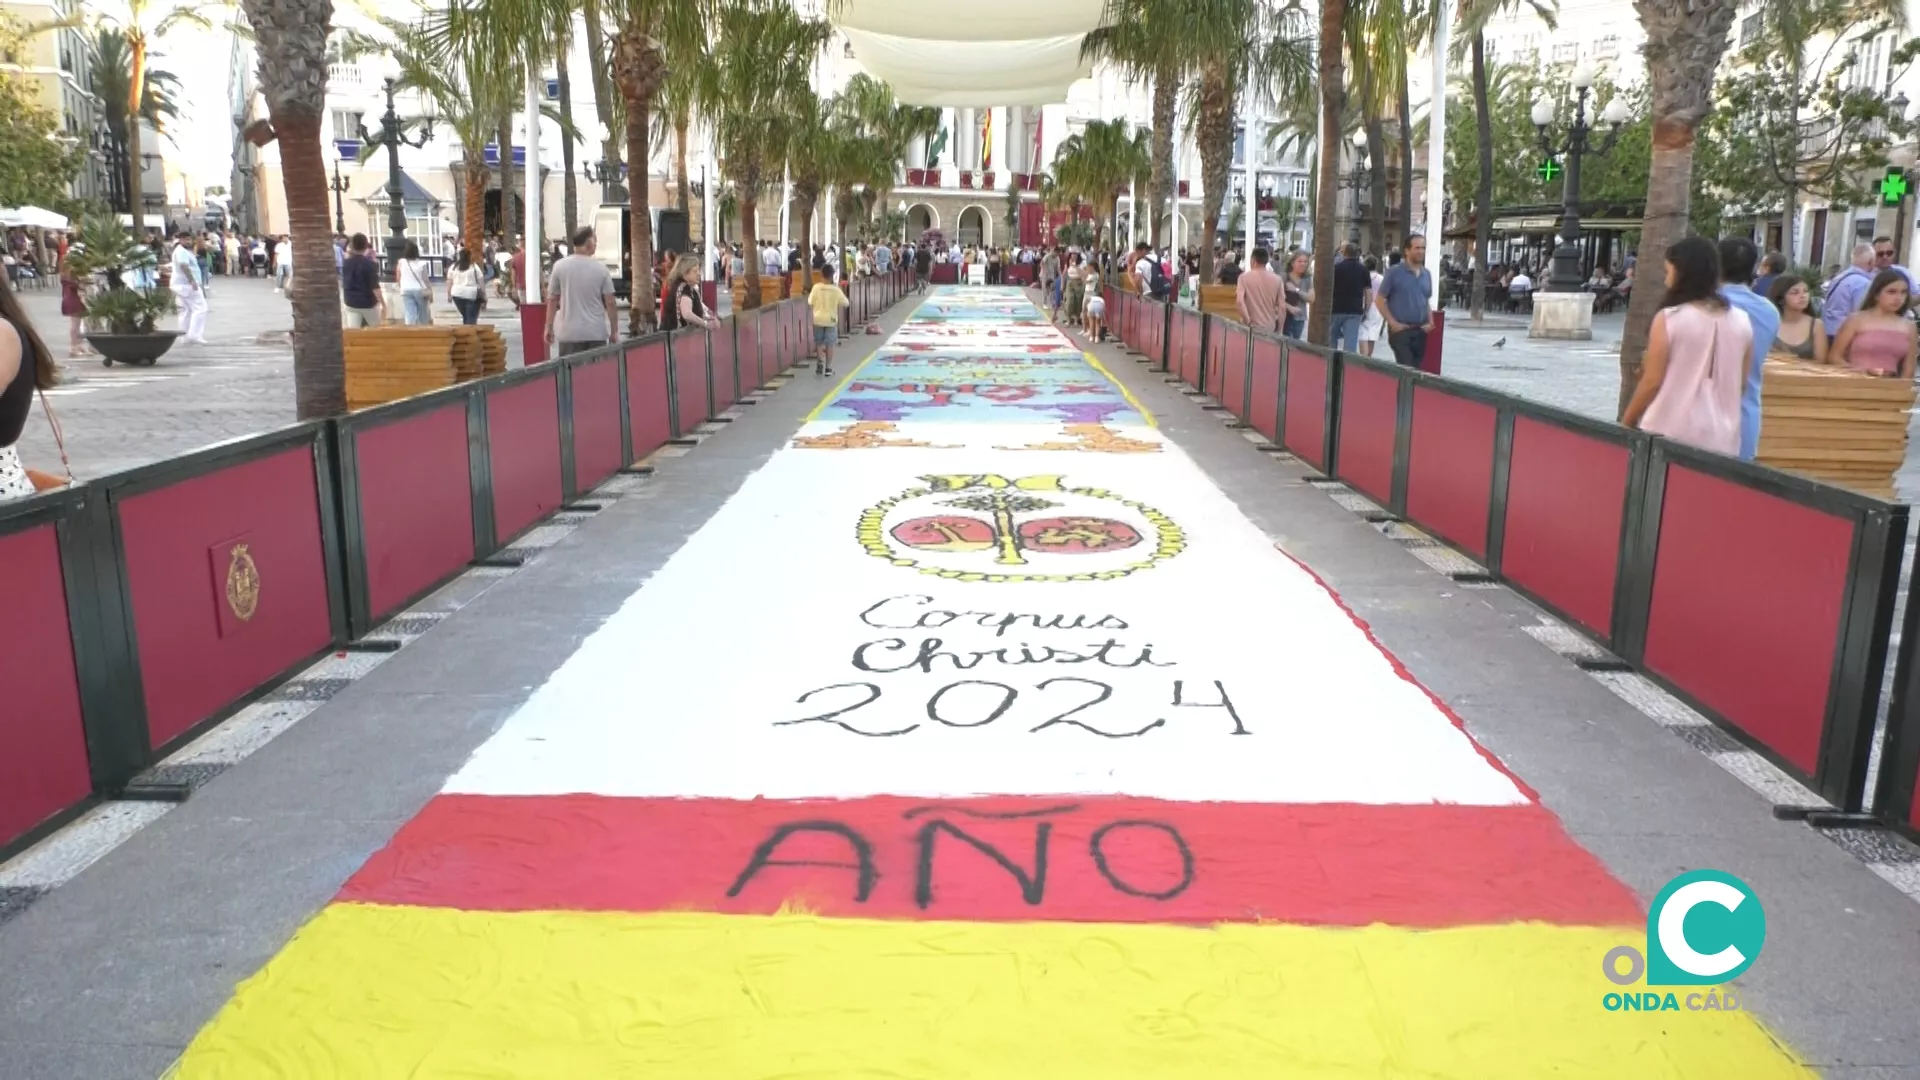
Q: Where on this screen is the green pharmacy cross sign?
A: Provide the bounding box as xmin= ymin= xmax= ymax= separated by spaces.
xmin=1536 ymin=157 xmax=1563 ymax=184
xmin=1882 ymin=167 xmax=1911 ymax=207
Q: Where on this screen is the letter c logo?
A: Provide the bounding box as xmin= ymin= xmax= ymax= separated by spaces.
xmin=1645 ymin=870 xmax=1765 ymax=986
xmin=1657 ymin=880 xmax=1746 ymax=978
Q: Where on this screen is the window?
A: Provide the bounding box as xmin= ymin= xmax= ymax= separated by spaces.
xmin=1593 ymin=34 xmax=1619 ymax=58
xmin=1740 ymin=13 xmax=1762 ymax=48
xmin=1291 ymin=176 xmax=1309 ymax=200
xmin=1848 ymin=35 xmax=1885 ymax=90
xmin=331 ymin=109 xmax=363 ymax=141
xmin=844 ymin=41 xmax=855 ymax=58
xmin=1552 ymin=42 xmax=1578 ymax=63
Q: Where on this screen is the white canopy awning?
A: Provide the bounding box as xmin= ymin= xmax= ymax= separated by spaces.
xmin=834 ymin=0 xmax=1107 ymax=107
xmin=0 ymin=206 xmax=69 ymax=230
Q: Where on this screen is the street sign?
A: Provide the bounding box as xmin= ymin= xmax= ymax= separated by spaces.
xmin=1536 ymin=157 xmax=1563 ymax=184
xmin=1881 ymin=167 xmax=1910 ymax=206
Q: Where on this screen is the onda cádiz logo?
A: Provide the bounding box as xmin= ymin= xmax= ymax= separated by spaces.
xmin=1600 ymin=870 xmax=1766 ymax=1013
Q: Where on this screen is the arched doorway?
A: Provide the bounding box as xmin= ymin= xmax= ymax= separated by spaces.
xmin=956 ymin=204 xmax=991 ymax=247
xmin=906 ymin=202 xmax=939 ymax=242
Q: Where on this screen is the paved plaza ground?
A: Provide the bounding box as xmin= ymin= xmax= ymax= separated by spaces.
xmin=4 ymin=286 xmax=1920 ymax=1076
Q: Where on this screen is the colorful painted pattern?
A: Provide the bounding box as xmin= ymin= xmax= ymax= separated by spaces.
xmin=168 ymin=288 xmax=1812 ymax=1077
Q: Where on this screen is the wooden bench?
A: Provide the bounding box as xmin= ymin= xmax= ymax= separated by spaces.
xmin=344 ymin=325 xmax=506 ymax=410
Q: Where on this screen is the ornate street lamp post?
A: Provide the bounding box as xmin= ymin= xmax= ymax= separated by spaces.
xmin=1340 ymin=129 xmax=1369 ymax=245
xmin=583 ymin=121 xmax=628 ymax=204
xmin=1532 ymin=64 xmax=1629 ymax=292
xmin=357 ymin=56 xmax=435 ymax=267
xmin=329 ymin=155 xmax=351 ymax=236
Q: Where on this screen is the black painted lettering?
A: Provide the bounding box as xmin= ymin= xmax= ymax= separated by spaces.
xmin=777 ymin=682 xmax=916 ymax=737
xmin=728 ymin=821 xmax=879 ymax=902
xmin=1170 ymin=679 xmax=1250 ymax=735
xmin=915 ymin=819 xmax=1051 ymax=908
xmin=927 ymin=680 xmax=1019 ymax=727
xmin=1089 ymin=821 xmax=1195 ymax=900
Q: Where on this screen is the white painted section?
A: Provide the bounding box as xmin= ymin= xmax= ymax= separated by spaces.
xmin=1426 ymin=0 xmax=1450 ymax=305
xmin=522 ymin=68 xmax=543 ymax=305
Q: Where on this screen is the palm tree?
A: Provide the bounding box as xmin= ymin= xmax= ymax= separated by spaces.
xmin=1620 ymin=0 xmax=1738 ymax=411
xmin=786 ymin=88 xmax=850 ymax=290
xmin=554 ymin=15 xmax=581 ymax=239
xmin=580 ymin=0 xmax=623 ymax=185
xmin=836 ymin=73 xmax=940 ymax=223
xmin=1084 ymin=0 xmax=1187 ymax=251
xmin=1454 ymin=0 xmax=1556 ymax=322
xmin=240 ymin=0 xmax=343 ymax=419
xmin=610 ymin=0 xmax=712 ymax=333
xmin=1053 ymin=119 xmax=1151 ymax=252
xmin=652 ymin=57 xmax=696 ymax=216
xmin=697 ymin=0 xmax=827 ymax=310
xmin=87 ymin=26 xmax=183 ymax=216
xmin=1182 ymin=0 xmax=1313 ymax=282
xmin=1346 ymin=0 xmax=1429 ymax=257
xmin=100 ymin=1 xmax=224 ymax=239
xmin=1310 ymin=0 xmax=1349 ymax=342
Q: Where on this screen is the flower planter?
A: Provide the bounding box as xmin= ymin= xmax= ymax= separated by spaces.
xmin=86 ymin=331 xmax=182 ymax=367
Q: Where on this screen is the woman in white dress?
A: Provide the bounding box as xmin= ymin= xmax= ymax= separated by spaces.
xmin=1359 ymin=255 xmax=1386 ymax=357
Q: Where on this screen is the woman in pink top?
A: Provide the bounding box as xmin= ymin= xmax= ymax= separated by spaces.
xmin=1623 ymin=236 xmax=1753 ymax=456
xmin=1829 ymin=270 xmax=1917 ymax=378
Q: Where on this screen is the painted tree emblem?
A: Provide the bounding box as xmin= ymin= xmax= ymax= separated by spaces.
xmin=861 ymin=474 xmax=1180 ymax=583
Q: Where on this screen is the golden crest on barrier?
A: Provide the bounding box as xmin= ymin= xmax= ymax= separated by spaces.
xmin=225 ymin=543 xmax=261 ymax=622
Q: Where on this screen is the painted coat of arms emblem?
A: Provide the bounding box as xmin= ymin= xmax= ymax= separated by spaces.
xmin=858 ymin=474 xmax=1184 ymax=582
xmin=226 ymin=544 xmax=261 ymax=622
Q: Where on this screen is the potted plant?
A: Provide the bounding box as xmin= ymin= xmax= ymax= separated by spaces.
xmin=67 ymin=212 xmax=179 ymax=367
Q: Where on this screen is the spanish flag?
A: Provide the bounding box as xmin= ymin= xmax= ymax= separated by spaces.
xmin=168 ymin=289 xmax=1811 ymax=1078
xmin=982 ymin=107 xmax=994 ymax=172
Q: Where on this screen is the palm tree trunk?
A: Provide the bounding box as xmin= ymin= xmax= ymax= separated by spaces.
xmin=126 ymin=36 xmax=148 ymax=239
xmin=1150 ymin=65 xmax=1176 ymax=251
xmin=1470 ymin=31 xmax=1493 ymax=323
xmin=273 ymin=112 xmax=346 ymax=419
xmin=1196 ymin=67 xmax=1231 ymax=285
xmin=1621 ymin=125 xmax=1697 ymax=415
xmin=796 ymin=192 xmax=816 ymax=290
xmin=1311 ymin=0 xmax=1347 ymax=343
xmin=623 ymin=102 xmax=655 ymax=335
xmin=674 ymin=119 xmax=690 ymax=214
xmin=1365 ymin=111 xmax=1387 ymax=257
xmin=497 ymin=119 xmax=517 ymax=257
xmin=464 ymin=156 xmax=489 ymax=261
xmin=558 ymin=49 xmax=580 ymax=240
xmin=1397 ymin=71 xmax=1413 ymax=251
xmin=582 ymin=0 xmax=621 ymax=173
xmin=741 ymin=193 xmax=761 ymax=310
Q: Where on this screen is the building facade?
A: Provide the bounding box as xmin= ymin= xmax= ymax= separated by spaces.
xmin=1 ymin=0 xmax=101 ymax=204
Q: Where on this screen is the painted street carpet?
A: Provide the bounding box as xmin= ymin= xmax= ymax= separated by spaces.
xmin=168 ymin=286 xmax=1809 ymax=1077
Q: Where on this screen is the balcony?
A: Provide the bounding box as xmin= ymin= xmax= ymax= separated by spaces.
xmin=329 ymin=62 xmax=369 ymax=90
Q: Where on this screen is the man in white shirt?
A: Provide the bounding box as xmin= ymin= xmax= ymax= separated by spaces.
xmin=762 ymin=243 xmax=782 ymax=277
xmin=1510 ymin=269 xmax=1533 ymax=294
xmin=170 ymin=234 xmax=208 ymax=345
xmin=1132 ymin=242 xmax=1156 ymax=296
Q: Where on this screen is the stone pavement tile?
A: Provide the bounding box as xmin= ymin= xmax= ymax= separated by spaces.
xmin=0 ymin=1040 xmax=182 ymax=1080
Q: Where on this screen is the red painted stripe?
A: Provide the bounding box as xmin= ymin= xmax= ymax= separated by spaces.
xmin=341 ymin=794 xmax=1641 ymax=926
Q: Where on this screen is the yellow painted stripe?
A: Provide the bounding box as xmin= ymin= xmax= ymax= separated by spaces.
xmin=1085 ymin=348 xmax=1158 ymax=427
xmin=169 ymin=905 xmax=1809 ymax=1079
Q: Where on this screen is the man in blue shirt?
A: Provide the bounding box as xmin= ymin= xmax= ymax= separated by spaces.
xmin=1822 ymin=243 xmax=1876 ymax=337
xmin=1374 ymin=235 xmax=1434 ymax=368
xmin=1751 ymin=251 xmax=1786 ymax=303
xmin=1718 ymin=237 xmax=1779 ymax=462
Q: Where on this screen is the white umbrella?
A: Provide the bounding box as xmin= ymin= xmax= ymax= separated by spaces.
xmin=0 ymin=205 xmax=69 ymax=230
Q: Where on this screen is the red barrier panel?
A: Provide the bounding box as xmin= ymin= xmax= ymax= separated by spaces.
xmin=119 ymin=445 xmax=334 ymax=750
xmin=1500 ymin=417 xmax=1629 ymax=639
xmin=741 ymin=312 xmax=763 ymax=389
xmin=1218 ymin=322 xmax=1250 ymax=418
xmin=710 ymin=322 xmax=738 ymax=412
xmin=1202 ymin=316 xmax=1227 ymax=400
xmin=670 ymin=329 xmax=708 ymax=436
xmin=488 ymin=375 xmax=564 ymax=544
xmin=1282 ymin=345 xmax=1328 ymax=465
xmin=1336 ymin=362 xmax=1399 ymax=505
xmin=1176 ymin=308 xmax=1203 ymax=386
xmin=626 ymin=338 xmax=672 ymax=460
xmin=1642 ymin=461 xmax=1856 ymax=778
xmin=931 ymin=263 xmax=958 ymax=284
xmin=1248 ymin=334 xmax=1281 ymax=440
xmin=1405 ymin=387 xmax=1496 ymax=557
xmin=355 ymin=402 xmax=475 ymax=623
xmin=569 ymin=355 xmax=623 ymax=492
xmin=0 ymin=521 xmax=91 ymax=850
